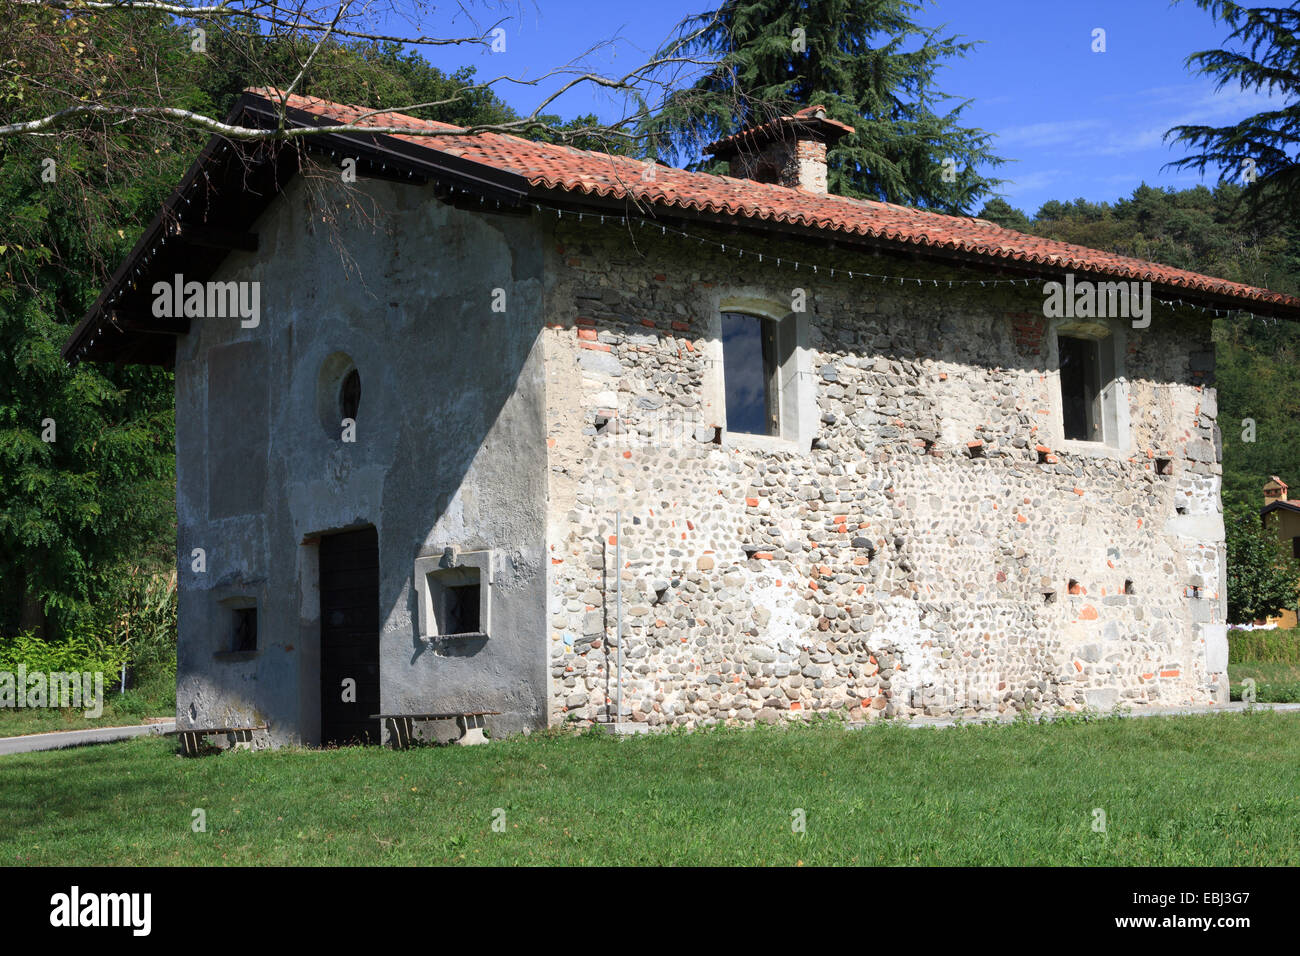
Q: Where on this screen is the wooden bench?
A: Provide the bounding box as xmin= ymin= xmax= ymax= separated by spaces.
xmin=370 ymin=711 xmax=500 ymax=748
xmin=166 ymin=725 xmax=267 ymax=756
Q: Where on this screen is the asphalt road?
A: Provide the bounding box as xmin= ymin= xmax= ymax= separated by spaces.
xmin=0 ymin=721 xmax=176 ymax=756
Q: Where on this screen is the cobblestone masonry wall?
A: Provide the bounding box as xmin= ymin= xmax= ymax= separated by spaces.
xmin=541 ymin=215 xmax=1228 ymax=727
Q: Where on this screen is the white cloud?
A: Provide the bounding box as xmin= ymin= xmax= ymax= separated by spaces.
xmin=998 ymin=118 xmax=1109 ymax=149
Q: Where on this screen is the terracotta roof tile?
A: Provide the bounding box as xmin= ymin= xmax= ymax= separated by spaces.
xmin=704 ymin=103 xmax=855 ymax=157
xmin=253 ymin=89 xmax=1300 ymax=313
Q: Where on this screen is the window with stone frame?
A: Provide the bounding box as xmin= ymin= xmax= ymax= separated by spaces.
xmin=413 ymin=550 xmax=493 ymax=642
xmin=1059 ymin=334 xmax=1100 ymax=441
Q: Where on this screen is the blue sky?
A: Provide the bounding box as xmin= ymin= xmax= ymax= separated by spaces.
xmin=410 ymin=0 xmax=1278 ymax=215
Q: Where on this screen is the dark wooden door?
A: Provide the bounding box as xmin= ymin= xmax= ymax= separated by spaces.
xmin=319 ymin=527 xmax=380 ymax=746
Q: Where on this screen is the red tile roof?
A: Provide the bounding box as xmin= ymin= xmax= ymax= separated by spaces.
xmin=704 ymin=104 xmax=855 ymax=158
xmin=258 ymin=90 xmax=1300 ymax=314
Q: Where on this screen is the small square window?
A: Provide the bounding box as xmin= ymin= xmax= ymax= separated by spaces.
xmin=438 ymin=580 xmax=481 ymax=636
xmin=232 ymin=607 xmax=257 ymax=652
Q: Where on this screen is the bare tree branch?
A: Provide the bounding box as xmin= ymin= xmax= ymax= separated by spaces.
xmin=15 ymin=1 xmax=505 ymax=49
xmin=0 ymin=1 xmax=723 ymax=149
xmin=280 ymin=0 xmax=350 ymax=99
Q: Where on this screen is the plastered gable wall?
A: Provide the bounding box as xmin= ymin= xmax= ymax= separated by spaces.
xmin=541 ymin=217 xmax=1227 ymax=727
xmin=174 ymin=172 xmax=549 ymax=745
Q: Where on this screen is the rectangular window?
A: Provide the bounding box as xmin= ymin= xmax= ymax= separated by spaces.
xmin=1059 ymin=334 xmax=1102 ymax=441
xmin=439 ymin=581 xmax=481 ymax=635
xmin=232 ymin=606 xmax=258 ymax=652
xmin=722 ymin=311 xmax=779 ymax=436
xmin=427 ymin=567 xmax=483 ymax=637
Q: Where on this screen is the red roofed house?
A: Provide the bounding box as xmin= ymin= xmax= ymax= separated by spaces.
xmin=65 ymin=90 xmax=1300 ymax=746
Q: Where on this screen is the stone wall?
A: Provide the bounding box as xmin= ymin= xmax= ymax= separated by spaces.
xmin=540 ymin=214 xmax=1228 ymax=727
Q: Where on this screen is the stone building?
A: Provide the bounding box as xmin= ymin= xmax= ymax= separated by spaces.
xmin=64 ymin=90 xmax=1300 ymax=745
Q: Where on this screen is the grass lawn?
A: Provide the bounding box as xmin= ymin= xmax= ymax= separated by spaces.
xmin=1229 ymin=630 xmax=1300 ymax=702
xmin=2 ymin=710 xmax=1298 ymax=866
xmin=1229 ymin=660 xmax=1300 ymax=703
xmin=0 ymin=672 xmax=175 ymax=738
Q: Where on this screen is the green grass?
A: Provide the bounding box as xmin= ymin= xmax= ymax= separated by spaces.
xmin=0 ymin=671 xmax=175 ymax=737
xmin=1228 ymin=628 xmax=1300 ymax=700
xmin=2 ymin=711 xmax=1298 ymax=865
xmin=1229 ymin=629 xmax=1300 ymax=701
xmin=1229 ymin=660 xmax=1300 ymax=703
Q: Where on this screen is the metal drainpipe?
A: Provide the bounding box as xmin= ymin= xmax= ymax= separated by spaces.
xmin=615 ymin=510 xmax=623 ymax=724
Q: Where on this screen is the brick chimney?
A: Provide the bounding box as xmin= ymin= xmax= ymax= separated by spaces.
xmin=1263 ymin=475 xmax=1289 ymax=506
xmin=705 ymin=105 xmax=854 ymax=195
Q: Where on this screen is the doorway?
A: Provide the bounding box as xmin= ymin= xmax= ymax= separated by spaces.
xmin=318 ymin=526 xmax=380 ymax=746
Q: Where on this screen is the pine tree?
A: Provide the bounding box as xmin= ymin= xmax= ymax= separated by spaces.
xmin=641 ymin=0 xmax=1005 ymax=211
xmin=976 ymin=198 xmax=1031 ymax=231
xmin=1165 ymin=0 xmax=1300 ymax=222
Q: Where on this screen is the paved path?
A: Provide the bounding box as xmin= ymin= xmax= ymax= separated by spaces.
xmin=0 ymin=721 xmax=175 ymax=756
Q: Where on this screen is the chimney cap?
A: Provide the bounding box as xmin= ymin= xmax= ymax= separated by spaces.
xmin=704 ymin=104 xmax=855 ymax=159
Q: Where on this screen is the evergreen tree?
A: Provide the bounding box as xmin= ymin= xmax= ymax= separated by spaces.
xmin=975 ymin=197 xmax=1031 ymax=231
xmin=196 ymin=29 xmax=522 ymax=131
xmin=1166 ymin=0 xmax=1300 ymax=222
xmin=641 ymin=0 xmax=1005 ymax=211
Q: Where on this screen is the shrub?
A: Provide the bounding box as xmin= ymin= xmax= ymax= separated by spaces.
xmin=1229 ymin=628 xmax=1300 ymax=664
xmin=0 ymin=569 xmax=175 ymax=682
xmin=0 ymin=628 xmax=128 ymax=676
xmin=1230 ymin=677 xmax=1300 ymax=703
xmin=93 ymin=567 xmax=177 ymax=681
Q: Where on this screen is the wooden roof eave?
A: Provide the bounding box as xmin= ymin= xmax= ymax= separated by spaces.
xmin=64 ymin=92 xmax=533 ymax=367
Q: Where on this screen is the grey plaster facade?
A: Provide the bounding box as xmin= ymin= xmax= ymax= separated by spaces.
xmin=176 ymin=175 xmax=548 ymax=745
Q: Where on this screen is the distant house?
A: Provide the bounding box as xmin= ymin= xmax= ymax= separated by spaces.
xmin=63 ymin=89 xmax=1300 ymax=747
xmin=1259 ymin=476 xmax=1300 ymax=628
